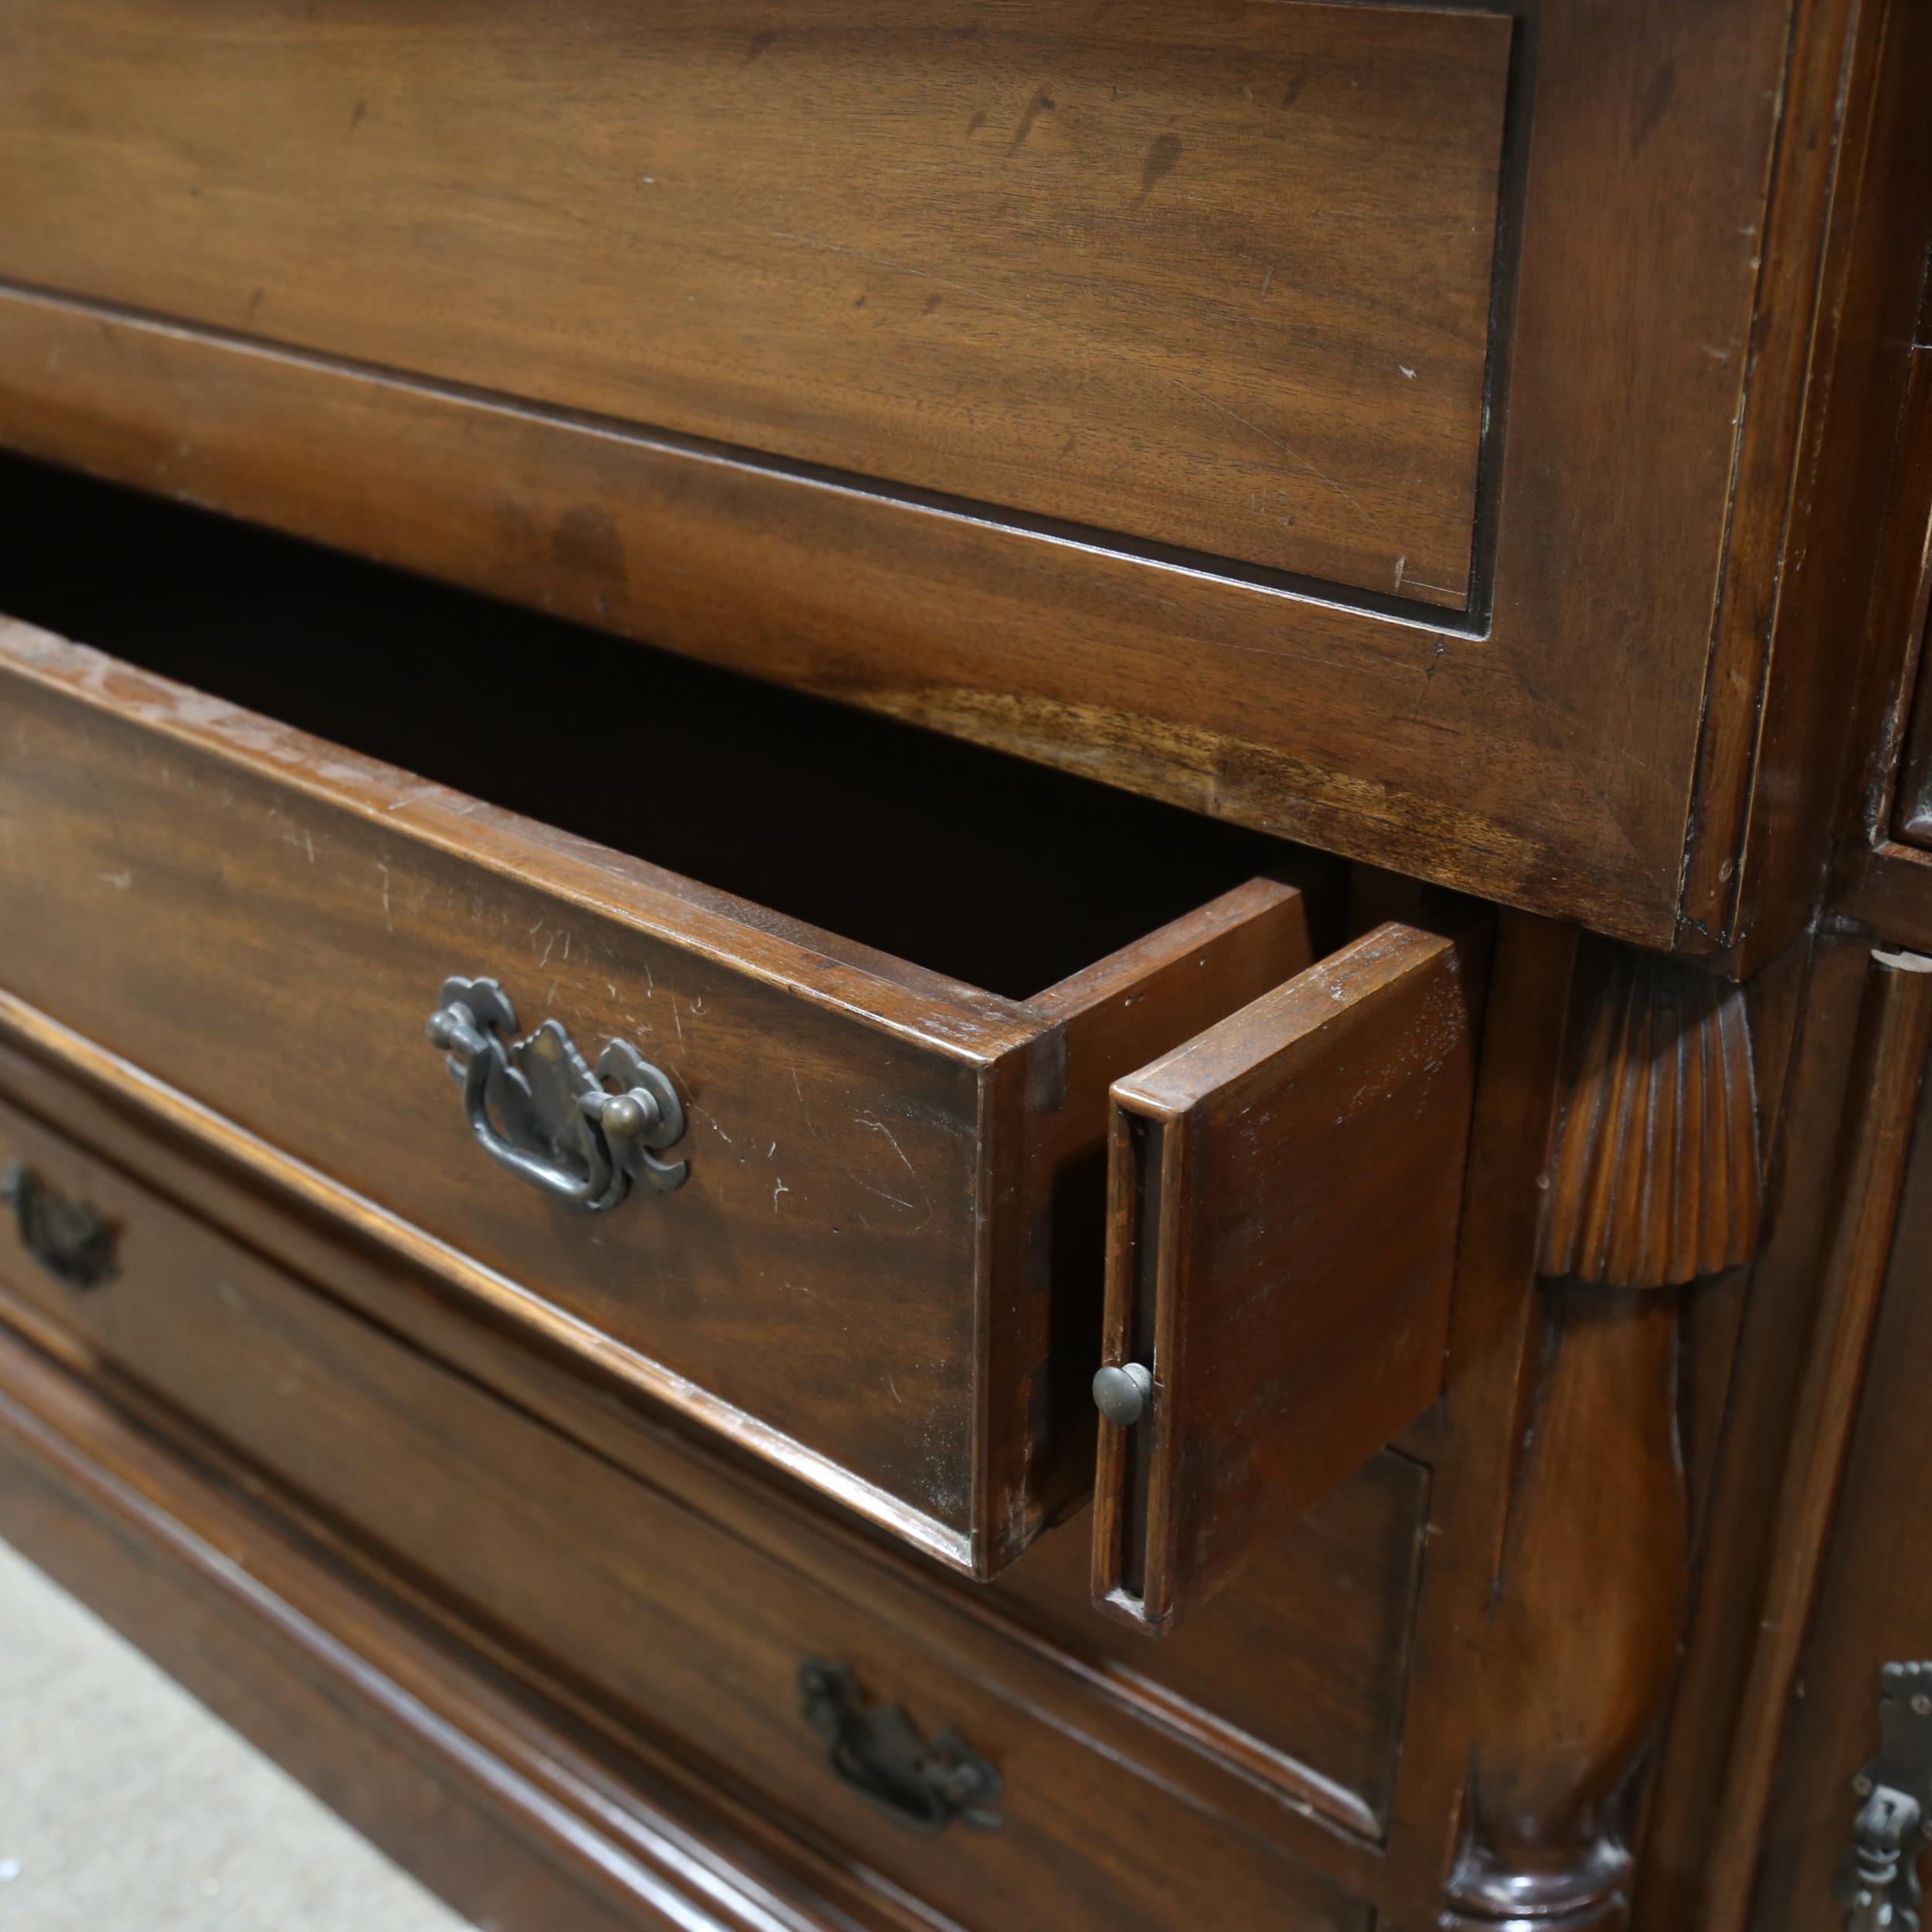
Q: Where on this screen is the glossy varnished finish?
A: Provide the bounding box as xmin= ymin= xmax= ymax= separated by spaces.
xmin=1699 ymin=948 xmax=1932 ymax=1930
xmin=1093 ymin=913 xmax=1485 ymax=1631
xmin=1537 ymin=940 xmax=1760 ymax=1290
xmin=0 ymin=1094 xmax=1375 ymax=1932
xmin=0 ymin=0 xmax=1510 ymax=609
xmin=0 ymin=1026 xmax=1428 ymax=1887
xmin=0 ymin=1334 xmax=837 ymax=1932
xmin=0 ymin=0 xmax=1929 ymax=1923
xmin=0 ymin=2 xmax=1824 ymax=951
xmin=0 ymin=609 xmax=1335 ymax=1576
xmin=992 ymin=1455 xmax=1429 ymax=1838
xmin=1747 ymin=991 xmax=1932 ymax=1927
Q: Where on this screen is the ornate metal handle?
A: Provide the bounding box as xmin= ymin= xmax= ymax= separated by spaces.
xmin=1835 ymin=1661 xmax=1932 ymax=1929
xmin=1 ymin=1162 xmax=118 ymax=1289
xmin=797 ymin=1659 xmax=1002 ymax=1836
xmin=426 ymin=976 xmax=688 ymax=1213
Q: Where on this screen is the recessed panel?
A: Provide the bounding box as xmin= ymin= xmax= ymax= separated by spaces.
xmin=0 ymin=0 xmax=1510 ymax=607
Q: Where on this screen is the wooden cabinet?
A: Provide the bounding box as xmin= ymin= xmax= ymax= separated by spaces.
xmin=2 ymin=2 xmax=1931 ymax=1929
xmin=0 ymin=456 xmax=1488 ymax=1592
xmin=0 ymin=0 xmax=1883 ymax=958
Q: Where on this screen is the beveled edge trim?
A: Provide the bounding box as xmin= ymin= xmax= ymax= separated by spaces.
xmin=0 ymin=1031 xmax=1403 ymax=1873
xmin=0 ymin=987 xmax=979 ymax=1576
xmin=0 ymin=620 xmax=1043 ymax=1070
xmin=0 ymin=1329 xmax=887 ymax=1932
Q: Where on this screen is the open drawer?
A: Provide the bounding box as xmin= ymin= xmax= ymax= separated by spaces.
xmin=0 ymin=455 xmax=1485 ymax=1588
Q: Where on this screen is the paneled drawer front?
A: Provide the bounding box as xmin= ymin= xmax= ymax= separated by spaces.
xmin=0 ymin=0 xmax=1509 ymax=608
xmin=0 ymin=1096 xmax=1375 ymax=1932
xmin=0 ymin=616 xmax=1334 ymax=1577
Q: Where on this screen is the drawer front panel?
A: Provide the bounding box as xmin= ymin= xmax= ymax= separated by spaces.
xmin=0 ymin=0 xmax=1509 ymax=609
xmin=0 ymin=1095 xmax=1374 ymax=1932
xmin=0 ymin=627 xmax=1006 ymax=1562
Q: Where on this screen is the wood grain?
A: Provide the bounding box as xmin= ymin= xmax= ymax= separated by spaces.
xmin=0 ymin=617 xmax=1320 ymax=1574
xmin=0 ymin=0 xmax=1801 ymax=952
xmin=1749 ymin=985 xmax=1932 ymax=1928
xmin=0 ymin=1101 xmax=1375 ymax=1932
xmin=994 ymin=1452 xmax=1429 ymax=1837
xmin=0 ymin=1321 xmax=968 ymax=1932
xmin=0 ymin=1022 xmax=1415 ymax=1887
xmin=1093 ymin=911 xmax=1486 ymax=1631
xmin=1443 ymin=1283 xmax=1687 ymax=1927
xmin=1379 ymin=912 xmax=1582 ymax=1923
xmin=1537 ymin=940 xmax=1762 ymax=1291
xmin=1696 ymin=945 xmax=1932 ymax=1931
xmin=0 ymin=0 xmax=1510 ymax=605
xmin=1687 ymin=0 xmax=1932 ymax=971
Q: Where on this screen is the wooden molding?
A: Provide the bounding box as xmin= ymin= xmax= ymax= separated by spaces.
xmin=0 ymin=1321 xmax=902 ymax=1932
xmin=1539 ymin=940 xmax=1762 ymax=1290
xmin=1698 ymin=947 xmax=1932 ymax=1930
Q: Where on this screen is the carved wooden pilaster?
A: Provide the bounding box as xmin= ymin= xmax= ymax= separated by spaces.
xmin=1447 ymin=939 xmax=1763 ymax=1930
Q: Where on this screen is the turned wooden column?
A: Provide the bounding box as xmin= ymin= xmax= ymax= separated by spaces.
xmin=1445 ymin=940 xmax=1763 ymax=1929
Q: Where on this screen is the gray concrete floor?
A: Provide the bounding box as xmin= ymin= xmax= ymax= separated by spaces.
xmin=0 ymin=1534 xmax=474 ymax=1930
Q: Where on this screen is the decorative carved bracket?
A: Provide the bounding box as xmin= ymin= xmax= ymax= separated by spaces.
xmin=1539 ymin=940 xmax=1762 ymax=1290
xmin=1451 ymin=939 xmax=1764 ymax=1929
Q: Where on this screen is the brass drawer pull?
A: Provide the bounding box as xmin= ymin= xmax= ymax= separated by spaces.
xmin=425 ymin=976 xmax=688 ymax=1213
xmin=798 ymin=1659 xmax=1003 ymax=1836
xmin=1 ymin=1162 xmax=118 ymax=1289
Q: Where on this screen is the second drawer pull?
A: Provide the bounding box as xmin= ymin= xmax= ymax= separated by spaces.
xmin=426 ymin=976 xmax=688 ymax=1213
xmin=798 ymin=1659 xmax=1003 ymax=1836
xmin=2 ymin=1162 xmax=118 ymax=1289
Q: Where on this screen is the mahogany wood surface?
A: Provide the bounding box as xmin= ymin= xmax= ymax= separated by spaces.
xmin=1631 ymin=937 xmax=1872 ymax=1929
xmin=1536 ymin=940 xmax=1760 ymax=1290
xmin=0 ymin=573 xmax=1338 ymax=1574
xmin=0 ymin=1096 xmax=1375 ymax=1932
xmin=1882 ymin=341 xmax=1932 ymax=848
xmin=0 ymin=0 xmax=1510 ymax=609
xmin=1094 ymin=912 xmax=1485 ymax=1631
xmin=1445 ymin=1283 xmax=1686 ymax=1927
xmin=1698 ymin=947 xmax=1932 ymax=1930
xmin=992 ymin=1454 xmax=1428 ymax=1837
xmin=0 ymin=1321 xmax=939 ymax=1932
xmin=1 ymin=0 xmax=1930 ymax=1921
xmin=1680 ymin=0 xmax=1932 ymax=972
xmin=0 ymin=2 xmax=1816 ymax=954
xmin=1749 ymin=985 xmax=1932 ymax=1927
xmin=0 ymin=1018 xmax=1418 ymax=1884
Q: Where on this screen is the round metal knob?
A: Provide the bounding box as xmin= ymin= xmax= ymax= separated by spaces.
xmin=1092 ymin=1361 xmax=1152 ymax=1427
xmin=597 ymin=1090 xmax=658 ymax=1142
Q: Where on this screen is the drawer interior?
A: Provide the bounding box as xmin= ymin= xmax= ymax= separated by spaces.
xmin=0 ymin=452 xmax=1301 ymax=1001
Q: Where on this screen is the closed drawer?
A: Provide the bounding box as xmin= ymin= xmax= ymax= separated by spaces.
xmin=0 ymin=1096 xmax=1377 ymax=1932
xmin=0 ymin=9 xmax=1804 ymax=955
xmin=0 ymin=0 xmax=1509 ymax=611
xmin=0 ymin=462 xmax=1482 ymax=1595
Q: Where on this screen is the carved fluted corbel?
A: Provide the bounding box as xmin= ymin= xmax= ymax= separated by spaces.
xmin=1447 ymin=937 xmax=1762 ymax=1930
xmin=1538 ymin=940 xmax=1761 ymax=1291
